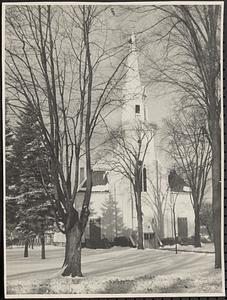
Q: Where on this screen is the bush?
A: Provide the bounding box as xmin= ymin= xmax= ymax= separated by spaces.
xmin=161 ymin=236 xmax=197 ymax=246
xmin=104 ymin=279 xmax=134 ymax=293
xmin=85 ymin=238 xmax=112 ymax=249
xmin=6 ymin=239 xmax=13 ymax=247
xmin=161 ymin=237 xmax=177 ymax=246
xmin=113 ymin=236 xmax=135 ymax=247
xmin=200 ymin=236 xmax=211 ymax=243
xmin=180 ymin=236 xmax=194 ymax=246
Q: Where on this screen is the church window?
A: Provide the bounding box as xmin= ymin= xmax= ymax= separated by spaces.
xmin=80 ymin=167 xmax=85 ymax=183
xmin=136 ymin=162 xmax=147 ymax=192
xmin=143 ymin=167 xmax=147 ymax=192
xmin=144 ymin=233 xmax=154 ymax=240
xmin=135 ymin=104 xmax=140 ymax=114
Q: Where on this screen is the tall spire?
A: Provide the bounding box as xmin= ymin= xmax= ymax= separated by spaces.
xmin=122 ymin=32 xmax=145 ymax=127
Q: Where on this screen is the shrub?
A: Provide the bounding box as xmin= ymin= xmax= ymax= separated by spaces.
xmin=85 ymin=238 xmax=112 ymax=249
xmin=180 ymin=236 xmax=194 ymax=246
xmin=161 ymin=237 xmax=177 ymax=245
xmin=113 ymin=236 xmax=134 ymax=247
xmin=104 ymin=279 xmax=134 ymax=293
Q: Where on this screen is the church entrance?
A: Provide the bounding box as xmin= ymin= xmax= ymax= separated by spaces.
xmin=177 ymin=217 xmax=188 ymax=238
xmin=143 ymin=232 xmax=158 ymax=248
xmin=89 ymin=217 xmax=101 ymax=241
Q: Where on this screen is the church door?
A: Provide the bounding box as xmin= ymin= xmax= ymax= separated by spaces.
xmin=90 ymin=218 xmax=101 ymax=241
xmin=177 ymin=217 xmax=188 ymax=238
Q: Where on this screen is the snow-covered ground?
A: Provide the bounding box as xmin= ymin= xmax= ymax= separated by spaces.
xmin=162 ymin=242 xmax=215 ymax=253
xmin=5 ymin=246 xmax=224 ymax=296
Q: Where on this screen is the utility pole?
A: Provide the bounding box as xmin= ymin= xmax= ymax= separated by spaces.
xmin=114 ymin=184 xmax=118 ymax=238
xmin=171 ymin=191 xmax=178 ymax=254
xmin=155 ymin=160 xmax=160 ymax=236
xmin=168 ymin=169 xmax=179 ymax=254
xmin=129 ymin=160 xmax=134 ymax=232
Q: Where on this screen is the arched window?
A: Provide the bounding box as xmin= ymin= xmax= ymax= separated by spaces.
xmin=135 ymin=104 xmax=140 ymax=114
xmin=143 ymin=167 xmax=147 ymax=192
xmin=80 ymin=167 xmax=85 ymax=183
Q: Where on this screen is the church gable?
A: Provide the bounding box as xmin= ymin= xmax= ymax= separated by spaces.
xmin=80 ymin=170 xmax=109 ymax=193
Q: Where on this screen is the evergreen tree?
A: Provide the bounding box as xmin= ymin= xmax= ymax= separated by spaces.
xmin=9 ymin=104 xmax=54 ymax=258
xmin=200 ymin=202 xmax=213 ymax=241
xmin=101 ymin=193 xmax=125 ymax=241
xmin=5 ymin=116 xmax=19 ymax=246
xmin=5 ymin=100 xmax=19 ymax=196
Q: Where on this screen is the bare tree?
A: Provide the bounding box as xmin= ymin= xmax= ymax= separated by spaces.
xmin=169 ymin=191 xmax=179 ymax=254
xmin=103 ymin=121 xmax=156 ymax=249
xmin=200 ymin=201 xmax=213 ymax=242
xmin=163 ymin=109 xmax=212 ymax=247
xmin=144 ymin=162 xmax=169 ymax=239
xmin=130 ymin=4 xmax=222 ymax=267
xmin=5 ymin=5 xmax=130 ymax=277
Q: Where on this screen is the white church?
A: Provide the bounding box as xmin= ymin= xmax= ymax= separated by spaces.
xmin=54 ymin=34 xmax=195 ymax=248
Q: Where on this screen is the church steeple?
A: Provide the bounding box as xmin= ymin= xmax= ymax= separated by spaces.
xmin=122 ymin=32 xmax=146 ymax=127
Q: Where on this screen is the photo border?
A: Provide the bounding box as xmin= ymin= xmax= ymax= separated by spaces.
xmin=1 ymin=1 xmax=225 ymax=298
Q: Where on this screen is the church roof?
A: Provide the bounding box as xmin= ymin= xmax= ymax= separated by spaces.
xmin=79 ymin=170 xmax=109 ymax=192
xmin=168 ymin=170 xmax=191 ymax=193
xmin=82 ymin=171 xmax=108 ymax=187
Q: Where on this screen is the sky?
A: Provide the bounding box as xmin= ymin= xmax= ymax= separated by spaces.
xmin=4 ymin=4 xmax=184 ymax=179
xmin=103 ymin=5 xmax=178 ymax=126
xmin=4 ymin=4 xmax=217 ymax=182
xmin=5 ymin=4 xmax=179 ymax=127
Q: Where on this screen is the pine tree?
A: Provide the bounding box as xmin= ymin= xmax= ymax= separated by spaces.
xmin=200 ymin=202 xmax=213 ymax=241
xmin=101 ymin=193 xmax=125 ymax=241
xmin=5 ymin=117 xmax=19 ymax=246
xmin=10 ymin=104 xmax=54 ymax=258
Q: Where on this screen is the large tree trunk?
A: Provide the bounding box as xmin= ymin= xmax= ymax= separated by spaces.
xmin=173 ymin=205 xmax=177 ymax=254
xmin=211 ymin=120 xmax=222 ymax=268
xmin=62 ymin=223 xmax=83 ymax=277
xmin=194 ymin=209 xmax=201 ymax=247
xmin=158 ymin=213 xmax=165 ymax=238
xmin=24 ymin=239 xmax=29 ymax=257
xmin=137 ymin=211 xmax=144 ymax=249
xmin=40 ymin=233 xmax=45 ymax=259
xmin=206 ymin=225 xmax=213 ymax=242
xmin=137 ymin=192 xmax=144 ymax=250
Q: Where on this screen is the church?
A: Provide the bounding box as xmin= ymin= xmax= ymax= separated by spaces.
xmin=54 ymin=33 xmax=195 ymax=248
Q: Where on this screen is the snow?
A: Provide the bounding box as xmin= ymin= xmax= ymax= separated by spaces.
xmin=53 ymin=232 xmax=65 ymax=243
xmin=79 ymin=184 xmax=109 ymax=192
xmin=91 ymin=184 xmax=109 ymax=192
xmin=5 ymin=245 xmax=224 ymax=296
xmin=183 ymin=186 xmax=191 ymax=192
xmin=6 ymin=190 xmax=44 ymax=200
xmin=6 ymin=270 xmax=223 ymax=295
xmin=162 ymin=242 xmax=215 ymax=253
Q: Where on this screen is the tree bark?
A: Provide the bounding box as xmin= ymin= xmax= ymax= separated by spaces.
xmin=137 ymin=212 xmax=144 ymax=249
xmin=173 ymin=205 xmax=177 ymax=254
xmin=210 ymin=120 xmax=222 ymax=268
xmin=137 ymin=192 xmax=144 ymax=250
xmin=62 ymin=223 xmax=83 ymax=277
xmin=40 ymin=233 xmax=45 ymax=259
xmin=194 ymin=209 xmax=201 ymax=247
xmin=24 ymin=239 xmax=29 ymax=257
xmin=206 ymin=225 xmax=213 ymax=242
xmin=159 ymin=213 xmax=165 ymax=238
